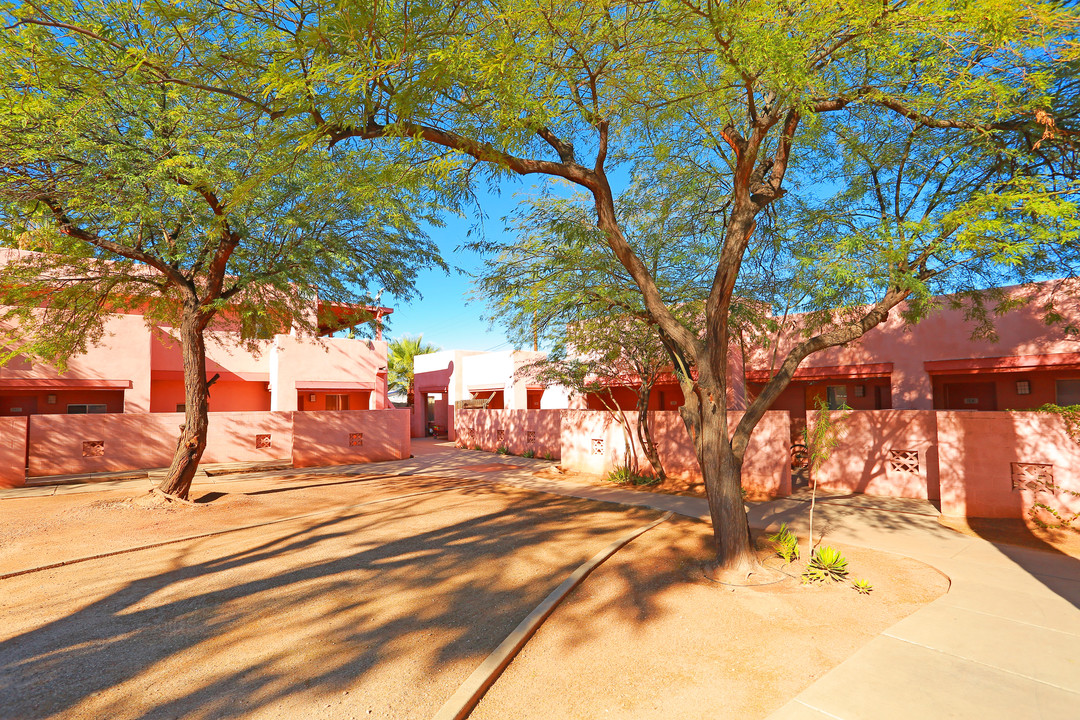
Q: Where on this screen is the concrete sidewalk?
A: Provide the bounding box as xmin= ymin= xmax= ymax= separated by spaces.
xmin=354 ymin=443 xmax=1080 ymax=720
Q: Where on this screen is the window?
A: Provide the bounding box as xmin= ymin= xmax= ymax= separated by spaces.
xmin=825 ymin=386 xmax=848 ymax=410
xmin=67 ymin=404 xmax=108 ymax=414
xmin=1056 ymin=379 xmax=1080 ymax=406
xmin=325 ymin=394 xmax=350 ymax=411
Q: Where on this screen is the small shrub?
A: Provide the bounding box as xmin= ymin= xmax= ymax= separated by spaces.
xmin=496 ymin=445 xmax=510 ymax=455
xmin=542 ymin=452 xmax=554 ymax=461
xmin=605 ymin=465 xmax=660 ymax=486
xmin=472 ymin=444 xmax=482 ymax=451
xmin=522 ymin=448 xmax=536 ymax=458
xmin=802 ymin=546 xmax=849 ymax=584
xmin=766 ymin=523 xmax=800 ymax=563
xmin=851 ymin=578 xmax=873 ymax=595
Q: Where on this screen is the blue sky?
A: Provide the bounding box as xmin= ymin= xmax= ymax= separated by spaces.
xmin=381 ymin=183 xmax=530 ymax=353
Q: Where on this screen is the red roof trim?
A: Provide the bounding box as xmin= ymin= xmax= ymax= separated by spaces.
xmin=924 ymin=353 xmax=1080 ymax=374
xmin=294 ymin=381 xmax=375 ymax=391
xmin=745 ymin=362 xmax=893 ymax=382
xmin=0 ymin=378 xmax=133 ymax=390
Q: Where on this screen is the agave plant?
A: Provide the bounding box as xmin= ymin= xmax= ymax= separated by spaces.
xmin=766 ymin=523 xmax=800 ymax=563
xmin=852 ymin=578 xmax=873 ymax=594
xmin=802 ymin=546 xmax=849 ymax=583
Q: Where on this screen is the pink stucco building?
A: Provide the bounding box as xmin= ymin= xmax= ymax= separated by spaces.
xmin=1 ymin=301 xmax=393 ymax=418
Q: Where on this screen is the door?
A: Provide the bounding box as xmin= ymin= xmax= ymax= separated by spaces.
xmin=943 ymin=381 xmax=997 ymax=410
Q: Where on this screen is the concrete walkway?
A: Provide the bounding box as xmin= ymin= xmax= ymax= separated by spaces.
xmin=5 ymin=439 xmax=1078 ymax=718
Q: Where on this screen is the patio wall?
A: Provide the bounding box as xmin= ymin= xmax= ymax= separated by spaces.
xmin=454 ymin=409 xmax=792 ymax=498
xmin=937 ymin=411 xmax=1080 ymax=520
xmin=808 ymin=410 xmax=940 ymax=500
xmin=454 ymin=409 xmax=562 ymax=459
xmin=292 ymin=409 xmax=410 ymax=468
xmin=20 ymin=409 xmax=409 ymax=481
xmin=0 ymin=416 xmax=27 ymax=488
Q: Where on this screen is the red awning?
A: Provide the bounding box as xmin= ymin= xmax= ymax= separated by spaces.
xmin=745 ymin=363 xmax=893 ymax=383
xmin=294 ymin=381 xmax=375 ymax=391
xmin=924 ymin=353 xmax=1080 ymax=375
xmin=0 ymin=378 xmax=132 ymax=390
xmin=467 ymin=385 xmax=505 ymax=393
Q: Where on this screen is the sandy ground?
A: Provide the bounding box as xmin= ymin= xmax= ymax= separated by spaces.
xmin=0 ymin=478 xmax=660 ymax=720
xmin=472 ymin=517 xmax=949 ymax=720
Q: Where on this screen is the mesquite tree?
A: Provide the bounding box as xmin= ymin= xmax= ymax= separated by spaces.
xmin=0 ymin=7 xmax=448 ymax=500
xmin=17 ymin=0 xmax=1078 ymax=571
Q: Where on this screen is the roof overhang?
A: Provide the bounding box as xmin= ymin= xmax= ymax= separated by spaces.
xmin=0 ymin=378 xmax=133 ymax=390
xmin=152 ymin=370 xmax=269 ymax=382
xmin=924 ymin=353 xmax=1080 ymax=375
xmin=745 ymin=362 xmax=893 ymax=383
xmin=468 ymin=385 xmax=505 ymax=393
xmin=294 ymin=380 xmax=376 ymax=391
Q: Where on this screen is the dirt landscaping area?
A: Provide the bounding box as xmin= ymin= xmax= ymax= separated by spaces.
xmin=0 ymin=470 xmax=949 ymax=719
xmin=471 ymin=516 xmax=949 ymax=720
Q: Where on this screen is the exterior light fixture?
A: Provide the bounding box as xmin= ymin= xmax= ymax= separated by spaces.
xmin=309 ymin=393 xmax=317 ymax=402
xmin=1015 ymin=380 xmax=1031 ymax=395
xmin=46 ymin=394 xmax=57 ymax=404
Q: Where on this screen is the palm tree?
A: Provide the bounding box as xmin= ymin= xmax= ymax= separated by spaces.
xmin=387 ymin=334 xmax=440 ymax=401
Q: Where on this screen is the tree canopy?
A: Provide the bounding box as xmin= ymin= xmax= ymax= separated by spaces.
xmin=3 ymin=0 xmax=1078 ymax=564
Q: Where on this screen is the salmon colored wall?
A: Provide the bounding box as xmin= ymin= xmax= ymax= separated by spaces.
xmin=749 ymin=279 xmax=1080 ymax=410
xmin=291 ymin=409 xmax=410 ymax=467
xmin=0 ymin=312 xmax=152 ymax=412
xmin=27 ymin=412 xmax=292 ymax=477
xmin=558 ymin=410 xmax=791 ymax=497
xmin=585 ymin=384 xmax=687 ymax=412
xmin=808 ymin=410 xmax=940 ymax=500
xmin=270 ymin=335 xmax=387 ymax=411
xmin=938 ymin=411 xmax=1080 ymax=521
xmin=454 ymin=409 xmax=562 ymax=458
xmin=454 ymin=409 xmax=791 ymax=498
xmin=151 ymin=380 xmax=271 ymax=412
xmin=0 ymin=416 xmax=28 ymax=488
xmin=0 ymin=390 xmax=125 ymax=416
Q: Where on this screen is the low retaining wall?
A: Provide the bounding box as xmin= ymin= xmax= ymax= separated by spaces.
xmin=19 ymin=409 xmax=409 ymax=482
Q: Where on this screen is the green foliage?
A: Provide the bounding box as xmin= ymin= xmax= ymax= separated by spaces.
xmin=767 ymin=523 xmax=801 ymax=563
xmin=802 ymin=546 xmax=850 ymax=584
xmin=605 ymin=465 xmax=661 ymax=486
xmin=851 ymin=579 xmax=874 ymax=595
xmin=472 ymin=445 xmax=482 ymax=451
xmin=542 ymin=452 xmax=555 ymax=461
xmin=387 ymin=335 xmax=440 ymax=397
xmin=1036 ymin=404 xmax=1080 ymax=445
xmin=522 ymin=448 xmax=536 ymax=458
xmin=496 ymin=446 xmax=510 ymax=455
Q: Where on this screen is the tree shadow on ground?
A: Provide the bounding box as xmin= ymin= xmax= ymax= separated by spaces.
xmin=0 ymin=483 xmax=662 ymax=720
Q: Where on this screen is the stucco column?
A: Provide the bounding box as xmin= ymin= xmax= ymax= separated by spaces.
xmin=892 ymin=357 xmax=933 ymax=410
xmin=268 ymin=336 xmax=298 ymax=411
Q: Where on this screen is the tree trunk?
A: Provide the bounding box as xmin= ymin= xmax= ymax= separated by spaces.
xmin=157 ymin=305 xmax=210 ymax=500
xmin=635 ymin=384 xmax=666 ymax=481
xmin=684 ymin=395 xmax=759 ymax=575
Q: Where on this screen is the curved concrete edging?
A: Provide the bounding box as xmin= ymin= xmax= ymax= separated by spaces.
xmin=0 ymin=483 xmax=480 ymax=581
xmin=431 ymin=511 xmax=675 ymax=720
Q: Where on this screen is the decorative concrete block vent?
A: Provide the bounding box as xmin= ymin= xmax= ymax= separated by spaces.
xmin=526 ymin=431 xmax=536 ymax=444
xmin=592 ymin=438 xmax=605 ymax=455
xmin=497 ymin=429 xmax=505 ymax=443
xmin=82 ymin=440 xmax=105 ymax=457
xmin=255 ymin=434 xmax=272 ymax=449
xmin=349 ymin=433 xmax=363 ymax=447
xmin=888 ymin=449 xmax=919 ymax=474
xmin=1012 ymin=462 xmax=1056 ymax=494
